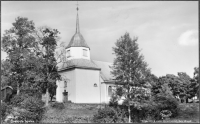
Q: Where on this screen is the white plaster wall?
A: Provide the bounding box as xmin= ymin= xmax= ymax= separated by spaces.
xmin=100 ymin=77 xmax=107 ymax=103
xmin=100 ymin=83 xmax=125 ymax=104
xmin=75 ymin=68 xmax=101 ymax=103
xmin=66 ymin=47 xmax=90 ymax=60
xmin=56 ymin=69 xmax=76 ymax=103
xmin=56 ymin=80 xmax=64 ymax=102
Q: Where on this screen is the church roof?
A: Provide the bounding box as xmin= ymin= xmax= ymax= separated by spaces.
xmin=66 ymin=8 xmax=90 ymax=49
xmin=58 ymin=59 xmax=100 ymax=71
xmin=57 ymin=59 xmax=114 ymax=81
xmin=92 ymin=60 xmax=114 ymax=81
xmin=66 ymin=33 xmax=90 ymax=49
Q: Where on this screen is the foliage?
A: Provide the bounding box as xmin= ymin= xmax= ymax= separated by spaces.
xmin=177 ymin=103 xmax=199 ymax=118
xmin=151 ymin=72 xmax=198 ymax=103
xmin=1 ymin=102 xmax=11 ymax=121
xmin=13 ymin=96 xmax=45 ymax=123
xmin=50 ymin=102 xmax=65 ymax=110
xmin=117 ymin=83 xmax=179 ymax=122
xmin=193 ymin=67 xmax=199 ymax=99
xmin=20 ymin=83 xmax=42 ymax=99
xmin=35 ymin=27 xmax=61 ymax=106
xmin=93 ymin=106 xmax=127 ymax=123
xmin=147 ymin=86 xmax=179 ymax=121
xmin=1 ymin=17 xmax=62 ymax=107
xmin=1 ymin=17 xmax=39 ymax=95
xmin=111 ymin=32 xmax=151 ymax=122
xmin=4 ymin=93 xmax=13 ymax=104
xmin=109 ymin=93 xmax=119 ymax=108
xmin=10 ymin=94 xmax=29 ymax=107
xmin=48 ymin=82 xmax=57 ymax=101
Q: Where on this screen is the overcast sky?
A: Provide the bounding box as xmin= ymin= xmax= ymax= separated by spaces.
xmin=1 ymin=1 xmax=199 ymax=77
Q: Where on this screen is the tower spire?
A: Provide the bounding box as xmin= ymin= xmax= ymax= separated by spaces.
xmin=76 ymin=1 xmax=80 ymax=33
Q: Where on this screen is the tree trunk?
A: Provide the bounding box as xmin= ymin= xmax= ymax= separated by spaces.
xmin=128 ymin=105 xmax=131 ymax=123
xmin=45 ymin=88 xmax=49 ymax=106
xmin=186 ymin=97 xmax=188 ymax=103
xmin=17 ymin=83 xmax=20 ymax=95
xmin=128 ymin=84 xmax=131 ymax=123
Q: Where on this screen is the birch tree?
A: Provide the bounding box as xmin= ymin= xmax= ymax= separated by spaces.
xmin=111 ymin=32 xmax=151 ymax=123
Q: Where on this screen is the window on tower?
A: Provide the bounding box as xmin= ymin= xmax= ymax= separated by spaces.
xmin=83 ymin=49 xmax=87 ymax=57
xmin=67 ymin=50 xmax=70 ymax=58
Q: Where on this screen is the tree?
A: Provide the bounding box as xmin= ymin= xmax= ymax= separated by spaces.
xmin=193 ymin=67 xmax=199 ymax=99
xmin=35 ymin=28 xmax=61 ymax=106
xmin=1 ymin=17 xmax=38 ymax=95
xmin=111 ymin=32 xmax=151 ymax=123
xmin=153 ymin=72 xmax=198 ymax=103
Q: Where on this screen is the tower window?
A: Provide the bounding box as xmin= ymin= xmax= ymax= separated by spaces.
xmin=67 ymin=50 xmax=70 ymax=58
xmin=83 ymin=49 xmax=87 ymax=57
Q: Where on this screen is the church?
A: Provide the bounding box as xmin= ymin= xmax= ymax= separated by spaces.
xmin=56 ymin=6 xmax=117 ymax=104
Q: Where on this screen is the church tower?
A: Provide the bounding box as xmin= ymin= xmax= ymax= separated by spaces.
xmin=65 ymin=6 xmax=90 ymax=60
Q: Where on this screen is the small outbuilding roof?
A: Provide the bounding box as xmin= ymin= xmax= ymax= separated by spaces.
xmin=1 ymin=86 xmax=13 ymax=90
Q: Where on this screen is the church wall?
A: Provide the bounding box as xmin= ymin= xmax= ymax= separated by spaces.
xmin=66 ymin=47 xmax=90 ymax=60
xmin=75 ymin=68 xmax=101 ymax=103
xmin=56 ymin=69 xmax=76 ymax=103
xmin=100 ymin=77 xmax=107 ymax=104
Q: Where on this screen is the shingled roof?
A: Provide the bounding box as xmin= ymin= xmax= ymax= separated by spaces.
xmin=66 ymin=32 xmax=90 ymax=49
xmin=58 ymin=59 xmax=100 ymax=71
xmin=65 ymin=9 xmax=90 ymax=49
xmin=92 ymin=60 xmax=114 ymax=81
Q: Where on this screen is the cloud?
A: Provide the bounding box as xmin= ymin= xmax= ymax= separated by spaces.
xmin=178 ymin=30 xmax=198 ymax=46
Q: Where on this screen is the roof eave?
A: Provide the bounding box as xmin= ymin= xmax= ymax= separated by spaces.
xmin=58 ymin=65 xmax=101 ymax=72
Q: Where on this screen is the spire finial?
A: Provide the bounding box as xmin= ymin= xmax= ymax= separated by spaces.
xmin=76 ymin=1 xmax=80 ymax=33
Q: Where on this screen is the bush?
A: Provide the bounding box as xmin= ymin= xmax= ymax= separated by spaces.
xmin=50 ymin=102 xmax=65 ymax=110
xmin=1 ymin=102 xmax=10 ymax=121
xmin=144 ymin=94 xmax=179 ymax=121
xmin=178 ymin=103 xmax=199 ymax=118
xmin=10 ymin=94 xmax=29 ymax=107
xmin=14 ymin=96 xmax=45 ymax=123
xmin=93 ymin=106 xmax=127 ymax=123
xmin=109 ymin=94 xmax=119 ymax=108
xmin=4 ymin=93 xmax=13 ymax=103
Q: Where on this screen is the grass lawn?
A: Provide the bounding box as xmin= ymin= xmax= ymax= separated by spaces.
xmin=41 ymin=102 xmax=199 ymax=123
xmin=41 ymin=102 xmax=100 ymax=123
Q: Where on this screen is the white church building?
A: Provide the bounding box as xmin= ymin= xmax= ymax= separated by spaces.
xmin=56 ymin=7 xmax=117 ymax=104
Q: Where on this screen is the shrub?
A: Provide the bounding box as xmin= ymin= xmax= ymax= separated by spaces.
xmin=1 ymin=102 xmax=9 ymax=121
xmin=178 ymin=103 xmax=199 ymax=118
xmin=14 ymin=96 xmax=45 ymax=122
xmin=4 ymin=93 xmax=13 ymax=103
xmin=50 ymin=102 xmax=65 ymax=110
xmin=10 ymin=94 xmax=29 ymax=107
xmin=93 ymin=106 xmax=127 ymax=123
xmin=109 ymin=94 xmax=119 ymax=108
xmin=144 ymin=94 xmax=179 ymax=121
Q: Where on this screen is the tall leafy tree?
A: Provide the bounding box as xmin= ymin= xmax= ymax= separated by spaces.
xmin=193 ymin=67 xmax=199 ymax=99
xmin=153 ymin=72 xmax=198 ymax=103
xmin=36 ymin=28 xmax=61 ymax=106
xmin=111 ymin=33 xmax=151 ymax=122
xmin=1 ymin=17 xmax=38 ymax=95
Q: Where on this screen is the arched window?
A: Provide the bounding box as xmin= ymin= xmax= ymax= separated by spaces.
xmin=108 ymin=86 xmax=112 ymax=96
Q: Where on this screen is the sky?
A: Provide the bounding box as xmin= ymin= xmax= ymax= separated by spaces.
xmin=1 ymin=1 xmax=199 ymax=78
